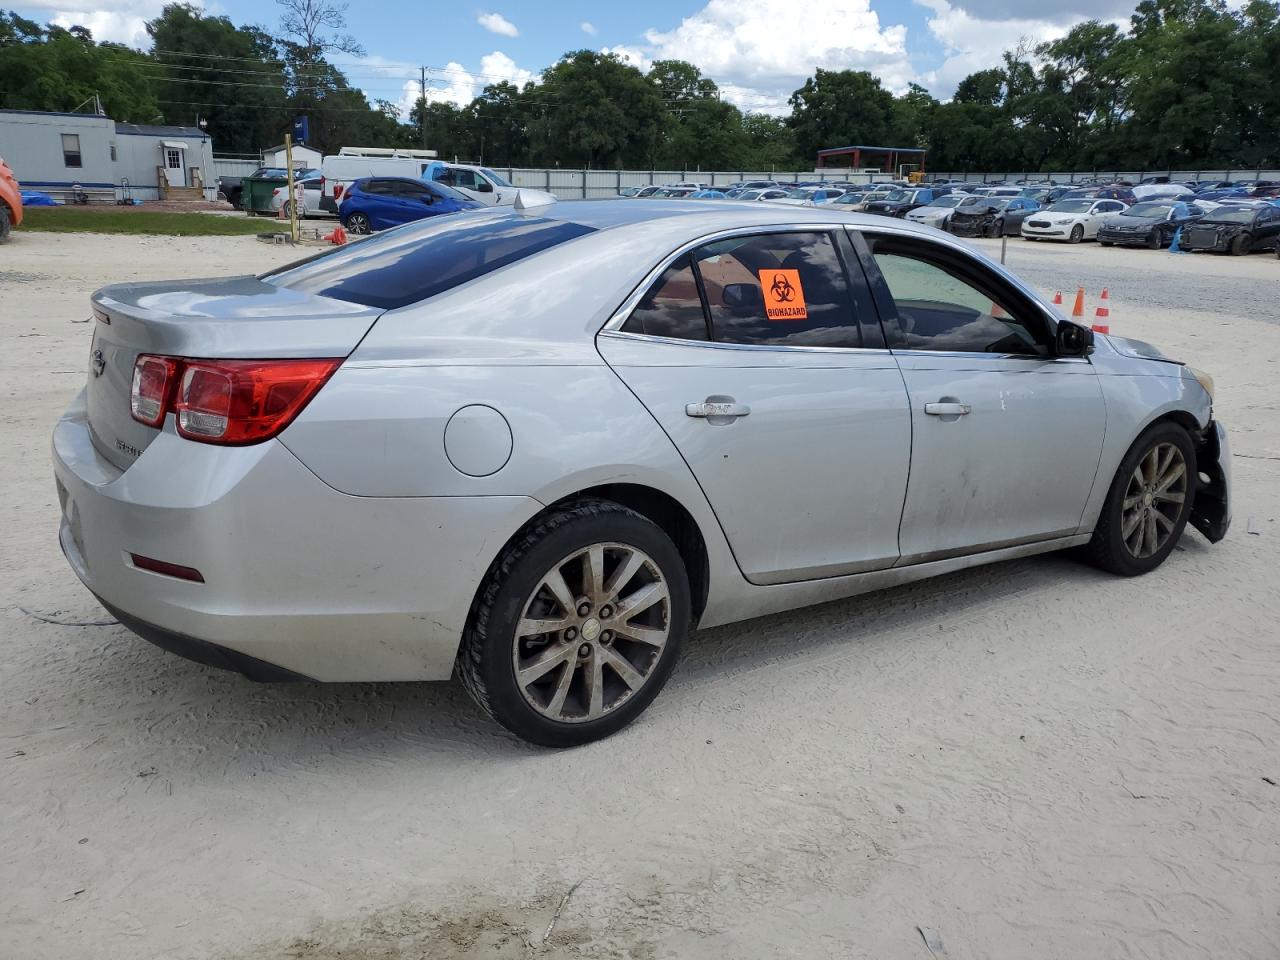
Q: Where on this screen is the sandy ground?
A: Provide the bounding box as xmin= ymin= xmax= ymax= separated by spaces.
xmin=1 ymin=229 xmax=1278 ymax=960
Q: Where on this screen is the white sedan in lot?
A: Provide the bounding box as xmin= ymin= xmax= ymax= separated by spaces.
xmin=1021 ymin=198 xmax=1130 ymax=243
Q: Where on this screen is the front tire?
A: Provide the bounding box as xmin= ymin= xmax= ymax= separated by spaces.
xmin=1146 ymin=230 xmax=1161 ymax=250
xmin=1083 ymin=422 xmax=1197 ymax=576
xmin=0 ymin=206 xmax=10 ymax=243
xmin=459 ymin=500 xmax=691 ymax=747
xmin=1231 ymin=234 xmax=1251 ymax=255
xmin=1069 ymin=224 xmax=1085 ymax=244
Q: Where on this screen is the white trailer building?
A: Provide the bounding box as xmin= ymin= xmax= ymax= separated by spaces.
xmin=0 ymin=109 xmax=216 ymax=203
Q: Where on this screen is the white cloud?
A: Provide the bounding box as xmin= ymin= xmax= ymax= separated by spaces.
xmin=389 ymin=51 xmax=534 ymax=117
xmin=476 ymin=11 xmax=518 ymax=38
xmin=914 ymin=0 xmax=1093 ymax=96
xmin=618 ymin=0 xmax=915 ymax=115
xmin=580 ymin=21 xmax=598 ymax=36
xmin=42 ymin=0 xmax=163 ymax=47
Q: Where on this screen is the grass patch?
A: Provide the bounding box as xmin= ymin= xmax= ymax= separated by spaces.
xmin=21 ymin=208 xmax=278 ymax=237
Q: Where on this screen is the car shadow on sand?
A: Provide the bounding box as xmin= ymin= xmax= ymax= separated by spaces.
xmin=19 ymin=534 xmax=1212 ymax=773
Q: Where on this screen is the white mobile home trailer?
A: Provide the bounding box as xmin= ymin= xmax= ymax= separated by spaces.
xmin=319 ymin=147 xmax=438 ymax=213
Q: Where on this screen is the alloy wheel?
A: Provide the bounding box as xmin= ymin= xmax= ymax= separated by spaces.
xmin=346 ymin=213 xmax=370 ymax=234
xmin=512 ymin=542 xmax=671 ymax=723
xmin=1120 ymin=442 xmax=1187 ymax=559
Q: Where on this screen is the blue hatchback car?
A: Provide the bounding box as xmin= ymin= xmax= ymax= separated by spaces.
xmin=339 ymin=176 xmax=481 ymax=233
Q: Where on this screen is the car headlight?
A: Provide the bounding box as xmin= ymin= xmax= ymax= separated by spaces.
xmin=1187 ymin=365 xmax=1215 ymax=401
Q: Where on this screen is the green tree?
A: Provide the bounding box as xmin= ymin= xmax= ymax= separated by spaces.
xmin=739 ymin=113 xmax=798 ymax=170
xmin=145 ymin=4 xmax=286 ymax=153
xmin=786 ymin=69 xmax=899 ymax=163
xmin=0 ymin=13 xmax=158 ymax=121
xmin=646 ymin=59 xmax=747 ymax=169
xmin=537 ymin=51 xmax=665 ymax=167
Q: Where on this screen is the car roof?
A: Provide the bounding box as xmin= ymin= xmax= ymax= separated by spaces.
xmin=499 ymin=197 xmax=946 ymax=240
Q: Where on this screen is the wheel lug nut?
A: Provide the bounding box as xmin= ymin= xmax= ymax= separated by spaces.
xmin=600 ymin=631 xmax=613 ymax=645
xmin=564 ymin=627 xmax=577 ymax=640
xmin=579 ymin=644 xmax=591 ymax=658
xmin=577 ymin=602 xmax=591 ymax=616
xmin=599 ymin=605 xmax=613 ymax=618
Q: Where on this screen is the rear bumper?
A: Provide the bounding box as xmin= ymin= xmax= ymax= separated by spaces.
xmin=1190 ymin=420 xmax=1232 ymax=543
xmin=52 ymin=389 xmax=541 ymax=681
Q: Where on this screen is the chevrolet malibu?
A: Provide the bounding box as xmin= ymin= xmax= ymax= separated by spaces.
xmin=53 ymin=200 xmax=1231 ymax=746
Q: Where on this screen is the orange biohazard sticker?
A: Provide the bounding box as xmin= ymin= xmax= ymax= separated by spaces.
xmin=758 ymin=269 xmax=808 ymax=321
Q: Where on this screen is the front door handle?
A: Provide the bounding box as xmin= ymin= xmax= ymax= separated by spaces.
xmin=686 ymin=399 xmax=750 ymax=420
xmin=924 ymin=401 xmax=972 ymax=417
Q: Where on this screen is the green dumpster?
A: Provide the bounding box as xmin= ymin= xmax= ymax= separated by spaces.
xmin=240 ymin=173 xmax=289 ymax=215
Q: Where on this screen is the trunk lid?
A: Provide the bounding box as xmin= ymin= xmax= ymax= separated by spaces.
xmin=86 ymin=275 xmax=382 ymax=470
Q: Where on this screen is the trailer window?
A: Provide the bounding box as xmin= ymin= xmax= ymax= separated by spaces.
xmin=62 ymin=134 xmax=82 ymax=168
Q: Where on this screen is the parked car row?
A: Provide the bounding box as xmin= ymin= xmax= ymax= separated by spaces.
xmin=326 ymin=170 xmax=1280 ymax=257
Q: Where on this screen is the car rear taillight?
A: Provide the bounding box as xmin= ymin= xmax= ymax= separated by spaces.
xmin=130 ymin=356 xmax=179 ymax=426
xmin=130 ymin=355 xmax=342 ymax=445
xmin=334 ymin=183 xmax=344 ymax=199
xmin=272 ymin=188 xmax=282 ymax=197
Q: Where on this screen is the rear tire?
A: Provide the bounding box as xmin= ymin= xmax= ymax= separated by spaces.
xmin=0 ymin=206 xmax=10 ymax=243
xmin=1069 ymin=224 xmax=1085 ymax=244
xmin=459 ymin=500 xmax=691 ymax=747
xmin=344 ymin=211 xmax=371 ymax=234
xmin=1082 ymin=422 xmax=1197 ymax=577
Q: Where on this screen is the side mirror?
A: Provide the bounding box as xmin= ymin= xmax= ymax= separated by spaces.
xmin=722 ymin=283 xmax=763 ymax=314
xmin=476 ymin=180 xmax=494 ymax=193
xmin=1056 ymin=320 xmax=1094 ymax=356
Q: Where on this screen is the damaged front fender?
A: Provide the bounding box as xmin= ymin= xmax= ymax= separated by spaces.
xmin=1191 ymin=420 xmax=1232 ymax=543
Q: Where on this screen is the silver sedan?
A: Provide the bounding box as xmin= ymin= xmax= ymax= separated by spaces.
xmin=52 ymin=199 xmax=1231 ymax=746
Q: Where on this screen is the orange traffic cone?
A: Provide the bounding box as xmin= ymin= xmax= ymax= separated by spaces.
xmin=325 ymin=225 xmax=347 ymax=245
xmin=1052 ymin=291 xmax=1063 ymax=306
xmin=1071 ymin=287 xmax=1086 ymax=320
xmin=1092 ymin=288 xmax=1110 ymax=334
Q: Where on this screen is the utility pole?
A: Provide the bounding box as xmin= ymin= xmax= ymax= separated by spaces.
xmin=420 ymin=66 xmax=428 ymax=151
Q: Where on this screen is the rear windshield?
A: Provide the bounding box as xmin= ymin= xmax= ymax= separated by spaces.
xmin=263 ymin=215 xmax=596 ymax=310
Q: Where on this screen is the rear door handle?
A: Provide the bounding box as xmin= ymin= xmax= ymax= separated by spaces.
xmin=924 ymin=402 xmax=971 ymax=417
xmin=686 ymin=400 xmax=750 ymax=419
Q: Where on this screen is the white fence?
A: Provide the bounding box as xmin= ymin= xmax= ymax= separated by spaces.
xmin=212 ymin=157 xmax=259 ymax=182
xmin=211 ymin=157 xmax=1280 ymax=199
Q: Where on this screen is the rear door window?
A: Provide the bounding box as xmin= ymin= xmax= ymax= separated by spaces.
xmin=621 ymin=255 xmax=709 ymax=341
xmin=693 ymin=232 xmax=861 ymax=348
xmin=264 ymin=215 xmax=596 ymax=310
xmin=621 ymin=231 xmax=870 ymax=349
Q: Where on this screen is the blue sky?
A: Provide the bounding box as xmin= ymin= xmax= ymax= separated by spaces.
xmin=17 ymin=0 xmax=1147 ymax=112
